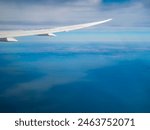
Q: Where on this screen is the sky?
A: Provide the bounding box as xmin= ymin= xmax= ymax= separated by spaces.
xmin=0 ymin=0 xmax=150 ymax=43
xmin=0 ymin=0 xmax=150 ymax=29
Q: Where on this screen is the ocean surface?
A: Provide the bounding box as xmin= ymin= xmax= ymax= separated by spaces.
xmin=0 ymin=42 xmax=150 ymax=113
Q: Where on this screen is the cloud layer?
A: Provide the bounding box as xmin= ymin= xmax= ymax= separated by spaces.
xmin=0 ymin=0 xmax=149 ymax=29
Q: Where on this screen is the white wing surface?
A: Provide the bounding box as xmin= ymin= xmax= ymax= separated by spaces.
xmin=0 ymin=19 xmax=112 ymax=42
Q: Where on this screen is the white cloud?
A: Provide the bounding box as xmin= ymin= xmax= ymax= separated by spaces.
xmin=0 ymin=0 xmax=149 ymax=30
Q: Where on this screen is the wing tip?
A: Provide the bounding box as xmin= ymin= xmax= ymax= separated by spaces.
xmin=105 ymin=18 xmax=113 ymax=22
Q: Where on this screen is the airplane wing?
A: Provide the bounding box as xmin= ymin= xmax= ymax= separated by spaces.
xmin=0 ymin=19 xmax=112 ymax=42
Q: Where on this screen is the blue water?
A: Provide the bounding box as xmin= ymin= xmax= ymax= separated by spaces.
xmin=0 ymin=42 xmax=150 ymax=112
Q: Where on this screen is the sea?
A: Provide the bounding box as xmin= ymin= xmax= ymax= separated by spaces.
xmin=0 ymin=42 xmax=150 ymax=112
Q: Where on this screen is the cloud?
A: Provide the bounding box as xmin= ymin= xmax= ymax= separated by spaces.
xmin=0 ymin=0 xmax=149 ymax=29
xmin=0 ymin=0 xmax=101 ymax=23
